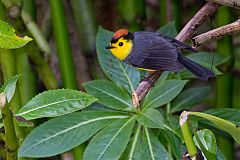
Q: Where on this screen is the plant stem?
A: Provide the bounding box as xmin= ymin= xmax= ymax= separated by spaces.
xmin=70 ymin=0 xmax=96 ymax=54
xmin=179 ymin=111 xmax=198 ymax=157
xmin=0 ymin=50 xmax=19 ymax=160
xmin=17 ymin=0 xmax=37 ymax=105
xmin=1 ymin=103 xmax=18 ymax=160
xmin=0 ymin=146 xmax=6 ymax=159
xmin=25 ymin=42 xmax=58 ymax=89
xmin=49 ymin=0 xmax=77 ymax=89
xmin=172 ymin=0 xmax=181 ymax=31
xmin=50 ymin=0 xmax=79 ymax=158
xmin=216 ymin=6 xmax=234 ymax=160
xmin=40 ymin=7 xmax=52 ymax=39
xmin=1 ymin=0 xmax=58 ymax=90
xmin=21 ymin=10 xmax=50 ymax=57
xmin=22 ymin=0 xmax=36 ymax=19
xmin=159 ymin=0 xmax=167 ymax=27
xmin=15 ymin=48 xmax=37 ymax=104
xmin=0 ymin=49 xmax=26 ymax=142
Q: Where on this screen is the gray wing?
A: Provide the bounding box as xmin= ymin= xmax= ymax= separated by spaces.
xmin=125 ymin=32 xmax=184 ymax=72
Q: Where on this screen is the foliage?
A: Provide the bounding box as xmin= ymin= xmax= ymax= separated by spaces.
xmin=194 ymin=129 xmax=217 ymax=159
xmin=0 ymin=0 xmax=239 ymax=159
xmin=189 ymin=112 xmax=240 ymax=144
xmin=0 ymin=20 xmax=32 ymax=49
xmin=0 ymin=75 xmax=21 ymax=103
xmin=16 ymin=23 xmax=240 ymax=160
xmin=16 ymin=89 xmax=97 ymax=120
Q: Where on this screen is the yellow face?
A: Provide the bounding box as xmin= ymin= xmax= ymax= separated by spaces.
xmin=108 ymin=37 xmax=133 ymax=60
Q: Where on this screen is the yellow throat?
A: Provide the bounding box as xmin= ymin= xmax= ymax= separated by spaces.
xmin=109 ymin=37 xmax=133 ymax=60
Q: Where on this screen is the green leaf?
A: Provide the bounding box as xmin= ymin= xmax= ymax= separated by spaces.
xmin=0 ymin=20 xmax=32 ymax=49
xmin=216 ymin=147 xmax=227 ymax=160
xmin=0 ymin=123 xmax=3 ymax=129
xmin=161 ymin=129 xmax=185 ymax=159
xmin=121 ymin=124 xmax=141 ymax=160
xmin=189 ymin=112 xmax=240 ymax=144
xmin=187 ymin=52 xmax=229 ymax=67
xmin=83 ymin=117 xmax=135 ymax=160
xmin=18 ymin=111 xmax=129 ymax=158
xmin=137 ymin=108 xmax=164 ymax=129
xmin=132 ymin=127 xmax=172 ymax=160
xmin=96 ymin=27 xmax=141 ymax=93
xmin=193 ymin=129 xmax=217 ymax=160
xmin=143 ymin=80 xmax=188 ymax=109
xmin=15 ymin=116 xmax=34 ymax=127
xmin=171 ymin=86 xmax=211 ymax=113
xmin=163 ymin=114 xmax=183 ymax=139
xmin=155 ymin=71 xmax=170 ymax=86
xmin=83 ymin=80 xmax=133 ymax=110
xmin=16 ymin=89 xmax=98 ymax=120
xmin=157 ymin=21 xmax=178 ymax=38
xmin=204 ymin=108 xmax=240 ymax=126
xmin=0 ymin=75 xmax=21 ymax=103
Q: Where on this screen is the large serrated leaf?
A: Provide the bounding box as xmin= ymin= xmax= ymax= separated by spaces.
xmin=137 ymin=108 xmax=164 ymax=129
xmin=189 ymin=112 xmax=240 ymax=144
xmin=16 ymin=89 xmax=98 ymax=120
xmin=18 ymin=111 xmax=129 ymax=158
xmin=0 ymin=20 xmax=32 ymax=49
xmin=0 ymin=75 xmax=21 ymax=103
xmin=83 ymin=117 xmax=135 ymax=160
xmin=96 ymin=27 xmax=140 ymax=93
xmin=193 ymin=129 xmax=217 ymax=160
xmin=171 ymin=86 xmax=211 ymax=113
xmin=143 ymin=80 xmax=188 ymax=109
xmin=83 ymin=80 xmax=133 ymax=110
xmin=132 ymin=127 xmax=172 ymax=160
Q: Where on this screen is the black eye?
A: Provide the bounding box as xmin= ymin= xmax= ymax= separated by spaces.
xmin=118 ymin=42 xmax=123 ymax=46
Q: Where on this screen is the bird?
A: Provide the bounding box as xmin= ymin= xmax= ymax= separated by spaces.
xmin=106 ymin=29 xmax=215 ymax=81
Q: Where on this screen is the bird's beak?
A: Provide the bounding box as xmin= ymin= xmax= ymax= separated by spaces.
xmin=106 ymin=45 xmax=115 ymax=49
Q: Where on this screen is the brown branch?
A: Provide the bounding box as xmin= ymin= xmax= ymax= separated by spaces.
xmin=176 ymin=2 xmax=220 ymax=42
xmin=207 ymin=0 xmax=240 ymax=9
xmin=132 ymin=2 xmax=220 ymax=107
xmin=192 ymin=19 xmax=240 ymax=47
xmin=132 ymin=72 xmax=162 ymax=106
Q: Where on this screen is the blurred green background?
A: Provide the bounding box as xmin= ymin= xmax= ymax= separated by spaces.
xmin=0 ymin=0 xmax=240 ymax=159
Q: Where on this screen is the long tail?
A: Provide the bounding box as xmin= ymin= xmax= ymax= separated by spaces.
xmin=178 ymin=55 xmax=215 ymax=81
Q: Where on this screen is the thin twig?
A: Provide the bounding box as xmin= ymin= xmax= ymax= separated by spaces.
xmin=176 ymin=2 xmax=220 ymax=42
xmin=192 ymin=19 xmax=240 ymax=47
xmin=132 ymin=2 xmax=220 ymax=106
xmin=207 ymin=0 xmax=240 ymax=9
